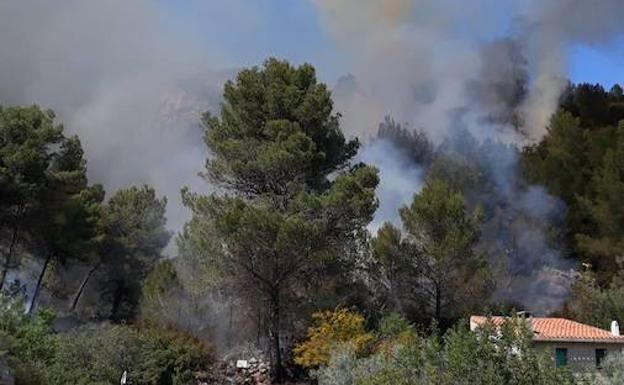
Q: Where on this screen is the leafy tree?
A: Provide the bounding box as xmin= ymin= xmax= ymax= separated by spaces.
xmin=0 ymin=293 xmax=56 ymax=384
xmin=28 ymin=140 xmax=105 ymax=313
xmin=576 ymin=122 xmax=624 ymax=278
xmin=103 ymin=185 xmax=170 ymax=322
xmin=294 ymin=308 xmax=375 ymax=368
xmin=592 ymin=350 xmax=624 ymax=385
xmin=0 ymin=106 xmax=63 ymax=290
xmin=70 ymin=185 xmax=170 ymax=321
xmin=373 ymin=179 xmax=490 ymax=326
xmin=184 ymin=58 xmax=378 ymax=381
xmin=522 ymin=111 xmax=589 ymax=205
xmin=0 ymin=105 xmax=103 ymax=312
xmin=565 ymin=267 xmax=624 ymax=330
xmin=377 ymin=116 xmax=433 ymax=165
xmin=610 ymin=84 xmax=623 ymax=100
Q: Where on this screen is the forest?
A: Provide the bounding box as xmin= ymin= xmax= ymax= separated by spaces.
xmin=1 ymin=58 xmax=624 ymax=384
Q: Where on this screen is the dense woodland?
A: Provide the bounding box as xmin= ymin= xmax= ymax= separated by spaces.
xmin=2 ymin=59 xmax=624 ymax=384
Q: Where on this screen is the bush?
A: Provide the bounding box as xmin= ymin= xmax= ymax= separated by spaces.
xmin=0 ymin=295 xmax=56 ymax=384
xmin=314 ymin=316 xmax=578 ymax=385
xmin=592 ymin=350 xmax=624 ymax=384
xmin=47 ymin=322 xmax=213 ymax=385
xmin=294 ymin=308 xmax=375 ymax=368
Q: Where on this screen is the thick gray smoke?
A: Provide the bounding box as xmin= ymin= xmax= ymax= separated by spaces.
xmin=0 ymin=0 xmax=229 ymax=239
xmin=316 ymin=0 xmax=624 ymax=313
xmin=316 ymin=0 xmax=624 ymax=141
xmin=2 ymin=0 xmax=624 ymax=317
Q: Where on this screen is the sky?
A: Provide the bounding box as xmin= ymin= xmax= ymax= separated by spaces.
xmin=159 ymin=0 xmax=624 ymax=87
xmin=159 ymin=0 xmax=348 ymax=82
xmin=1 ymin=0 xmax=623 ymax=243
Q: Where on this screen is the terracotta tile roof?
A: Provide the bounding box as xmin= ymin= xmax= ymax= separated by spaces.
xmin=470 ymin=316 xmax=624 ymax=344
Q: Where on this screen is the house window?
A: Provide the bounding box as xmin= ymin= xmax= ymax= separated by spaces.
xmin=596 ymin=349 xmax=606 ymax=368
xmin=555 ymin=348 xmax=568 ymax=367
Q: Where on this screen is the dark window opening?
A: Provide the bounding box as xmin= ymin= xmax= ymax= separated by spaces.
xmin=555 ymin=348 xmax=568 ymax=367
xmin=596 ymin=349 xmax=606 ymax=368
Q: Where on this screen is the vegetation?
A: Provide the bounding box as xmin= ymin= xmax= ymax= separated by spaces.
xmin=312 ymin=312 xmax=576 ymax=385
xmin=182 ymin=58 xmax=378 ymax=381
xmin=372 ymin=179 xmax=490 ymax=327
xmin=2 ymin=59 xmax=624 ymax=383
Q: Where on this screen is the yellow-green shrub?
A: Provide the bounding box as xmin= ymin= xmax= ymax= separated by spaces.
xmin=294 ymin=308 xmax=375 ymax=368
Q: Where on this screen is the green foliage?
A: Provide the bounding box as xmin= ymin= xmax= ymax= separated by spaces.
xmin=522 ymin=111 xmax=589 ymax=204
xmin=372 ymin=179 xmax=490 ymax=326
xmin=139 ymin=259 xmax=182 ymax=326
xmin=522 ymin=85 xmax=624 ymax=283
xmin=377 ymin=116 xmax=433 ymax=165
xmin=48 ymin=323 xmax=211 ymax=385
xmin=575 ymin=122 xmax=624 ymax=276
xmin=0 ymin=105 xmax=104 ymax=297
xmin=0 ymin=293 xmax=212 ymax=385
xmin=185 ymin=58 xmax=379 ymax=380
xmin=102 ymin=185 xmax=171 ymax=322
xmin=315 ymin=316 xmax=577 ymax=385
xmin=0 ymin=294 xmax=56 ymax=384
xmin=591 ymin=350 xmax=624 ymax=384
xmin=202 ymin=57 xmax=359 ymax=195
xmin=565 ymin=268 xmax=624 ymax=330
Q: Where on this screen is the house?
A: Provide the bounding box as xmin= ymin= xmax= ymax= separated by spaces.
xmin=470 ymin=314 xmax=624 ymax=370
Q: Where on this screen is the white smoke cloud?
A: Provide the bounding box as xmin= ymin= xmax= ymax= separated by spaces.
xmin=315 ymin=0 xmax=624 ymax=313
xmin=0 ymin=0 xmax=229 ymax=239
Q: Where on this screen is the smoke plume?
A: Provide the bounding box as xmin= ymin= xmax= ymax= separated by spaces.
xmin=315 ymin=0 xmax=624 ymax=313
xmin=2 ymin=0 xmax=624 ymax=316
xmin=0 ymin=0 xmax=228 ymax=238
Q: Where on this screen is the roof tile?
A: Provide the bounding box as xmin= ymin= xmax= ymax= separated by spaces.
xmin=470 ymin=316 xmax=624 ymax=343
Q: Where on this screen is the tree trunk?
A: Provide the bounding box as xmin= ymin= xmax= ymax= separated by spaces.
xmin=434 ymin=283 xmax=441 ymax=324
xmin=0 ymin=223 xmax=19 ymax=291
xmin=70 ymin=261 xmax=101 ymax=311
xmin=28 ymin=252 xmax=53 ymax=314
xmin=110 ymin=282 xmax=124 ymax=322
xmin=268 ymin=289 xmax=284 ymax=383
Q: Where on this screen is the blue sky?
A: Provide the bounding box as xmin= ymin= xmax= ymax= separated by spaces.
xmin=160 ymin=0 xmax=623 ymax=87
xmin=569 ymin=39 xmax=624 ymax=86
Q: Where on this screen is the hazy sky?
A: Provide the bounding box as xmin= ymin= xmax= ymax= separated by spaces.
xmin=159 ymin=0 xmax=624 ymax=86
xmin=1 ymin=0 xmax=623 ymax=241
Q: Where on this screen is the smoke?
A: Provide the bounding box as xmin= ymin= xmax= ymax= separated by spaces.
xmin=316 ymin=0 xmax=624 ymax=141
xmin=358 ymin=139 xmax=425 ymax=233
xmin=2 ymin=0 xmax=624 ymax=318
xmin=315 ymin=0 xmax=624 ymax=313
xmin=0 ymin=0 xmax=228 ymax=238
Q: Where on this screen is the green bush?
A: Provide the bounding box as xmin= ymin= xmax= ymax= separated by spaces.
xmin=315 ymin=316 xmax=578 ymax=385
xmin=0 ymin=294 xmax=213 ymax=385
xmin=47 ymin=323 xmax=213 ymax=385
xmin=0 ymin=295 xmax=56 ymax=384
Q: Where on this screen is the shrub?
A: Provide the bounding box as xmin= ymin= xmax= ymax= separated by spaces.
xmin=0 ymin=294 xmax=56 ymax=384
xmin=314 ymin=317 xmax=578 ymax=385
xmin=47 ymin=323 xmax=213 ymax=385
xmin=294 ymin=308 xmax=375 ymax=368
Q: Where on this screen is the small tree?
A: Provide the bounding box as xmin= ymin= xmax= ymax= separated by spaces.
xmin=0 ymin=106 xmax=63 ymax=290
xmin=373 ymin=179 xmax=491 ymax=326
xmin=69 ymin=185 xmax=170 ymax=321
